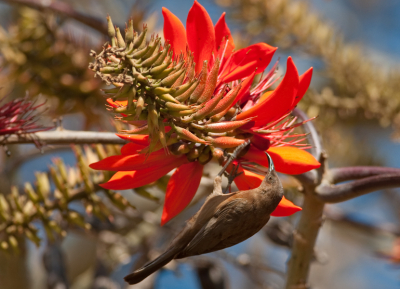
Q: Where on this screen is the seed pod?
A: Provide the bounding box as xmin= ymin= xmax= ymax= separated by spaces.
xmin=107 ymin=16 xmax=116 ymax=38
xmin=152 ymin=44 xmax=170 ymax=67
xmin=158 ymin=120 xmax=169 ymax=153
xmin=147 ymin=102 xmax=159 ymax=134
xmin=152 ymin=66 xmax=175 ymax=79
xmin=135 ymin=95 xmax=145 ymax=119
xmin=114 ymin=103 xmax=137 ymax=114
xmin=116 ymin=27 xmax=126 ymax=48
xmin=197 ymin=58 xmax=220 ymax=104
xmin=192 ymin=86 xmax=225 ymax=120
xmin=129 ymin=44 xmax=150 ymax=59
xmin=153 ymin=86 xmax=176 ymax=96
xmin=206 ymin=136 xmax=249 ymax=148
xmin=141 ymin=48 xmax=162 ymax=67
xmin=125 ymin=19 xmax=134 ymax=44
xmin=165 ymin=102 xmax=192 ymax=111
xmin=189 ymin=60 xmax=208 ymax=103
xmin=143 ymin=37 xmax=160 ymax=59
xmin=172 ymin=80 xmax=194 ymax=97
xmin=24 ymin=183 xmax=38 ymax=203
xmin=133 ymin=27 xmax=147 ymax=49
xmin=172 ymin=72 xmax=185 ymax=88
xmin=210 ymin=84 xmax=242 ymax=121
xmin=127 ymin=85 xmax=137 ymax=109
xmin=192 ymin=117 xmax=255 ymax=133
xmin=101 ymin=87 xmax=120 ymax=94
xmin=160 ymin=108 xmax=196 ymax=117
xmin=112 ymin=84 xmax=131 ymax=100
xmin=161 ymin=68 xmax=185 ymax=87
xmin=172 ymin=123 xmax=209 ymax=144
xmin=149 ymin=57 xmax=172 ymax=75
xmin=175 ymin=80 xmax=199 ymax=102
xmin=158 ymin=93 xmax=180 ymax=104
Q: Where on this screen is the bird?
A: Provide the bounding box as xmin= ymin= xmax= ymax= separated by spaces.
xmin=124 ymin=151 xmax=284 ymax=285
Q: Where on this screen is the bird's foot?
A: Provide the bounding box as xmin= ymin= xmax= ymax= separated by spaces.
xmin=223 ymin=163 xmax=243 ymax=194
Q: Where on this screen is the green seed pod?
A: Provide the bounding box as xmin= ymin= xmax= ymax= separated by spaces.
xmin=153 ymin=44 xmax=170 ymax=67
xmin=35 ymin=172 xmax=50 ymax=200
xmin=127 ymin=85 xmax=137 ymax=109
xmin=143 ymin=37 xmax=160 ymax=59
xmin=129 ymin=44 xmax=150 ymax=59
xmin=116 ymin=27 xmax=126 ymax=48
xmin=141 ymin=50 xmax=163 ymax=67
xmin=161 ymin=68 xmax=185 ymax=87
xmin=165 ymin=102 xmax=192 ymax=111
xmin=107 ymin=16 xmax=116 ymax=38
xmin=158 ymin=93 xmax=180 ymax=104
xmin=24 ymin=183 xmax=38 ymax=203
xmin=135 ymin=95 xmax=145 ymax=119
xmin=133 ymin=27 xmax=147 ymax=49
xmin=150 ymin=57 xmax=172 ymax=75
xmin=152 ymin=86 xmax=175 ymax=96
xmin=175 ymin=80 xmax=200 ymax=102
xmin=152 ymin=66 xmax=175 ymax=79
xmin=125 ymin=19 xmax=134 ymax=44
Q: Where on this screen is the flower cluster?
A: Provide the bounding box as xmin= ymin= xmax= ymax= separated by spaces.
xmin=89 ymin=1 xmax=320 ymax=225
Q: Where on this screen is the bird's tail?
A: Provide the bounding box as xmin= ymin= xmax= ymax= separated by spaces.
xmin=124 ymin=247 xmax=178 ymax=284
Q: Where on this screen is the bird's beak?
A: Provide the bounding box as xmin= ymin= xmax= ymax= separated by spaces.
xmin=265 ymin=152 xmax=275 ymax=173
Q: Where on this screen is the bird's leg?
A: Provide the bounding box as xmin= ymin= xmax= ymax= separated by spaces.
xmin=223 ymin=164 xmax=243 ymax=194
xmin=217 ymin=140 xmax=251 ymax=177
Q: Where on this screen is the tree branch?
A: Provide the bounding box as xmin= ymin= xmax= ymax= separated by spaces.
xmin=316 ymin=173 xmax=400 ymax=203
xmin=328 ymin=166 xmax=400 ymax=184
xmin=1 ymin=0 xmax=108 ymax=35
xmin=1 ymin=130 xmax=127 ymax=145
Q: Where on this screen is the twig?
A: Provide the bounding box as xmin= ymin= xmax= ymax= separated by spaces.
xmin=316 ymin=173 xmax=400 ymax=203
xmin=1 ymin=0 xmax=109 ymax=35
xmin=328 ymin=166 xmax=400 ymax=184
xmin=1 ymin=130 xmax=127 ymax=145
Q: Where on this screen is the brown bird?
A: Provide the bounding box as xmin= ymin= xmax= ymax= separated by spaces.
xmin=124 ymin=152 xmax=284 ymax=285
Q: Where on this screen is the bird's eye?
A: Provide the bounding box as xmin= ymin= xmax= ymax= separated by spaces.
xmin=269 ymin=176 xmax=272 ymax=181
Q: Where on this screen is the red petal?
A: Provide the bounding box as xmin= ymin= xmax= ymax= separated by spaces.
xmin=106 ymin=98 xmax=128 ymax=108
xmin=121 ymin=142 xmax=146 ymax=155
xmin=236 ymin=57 xmax=299 ymax=127
xmin=186 ymin=1 xmax=216 ymax=73
xmin=220 ymin=43 xmax=277 ymax=83
xmin=271 ymin=196 xmax=302 ymax=217
xmin=231 ymin=71 xmax=256 ymax=107
xmin=116 ymin=134 xmax=149 ymax=146
xmin=100 ymin=156 xmax=188 ymax=190
xmin=161 ymin=162 xmax=203 ymax=225
xmin=162 ymin=7 xmax=187 ymax=57
xmin=268 ymin=146 xmax=321 ymax=174
xmin=215 ymin=12 xmax=235 ymax=61
xmin=232 ymin=165 xmax=263 ymax=190
xmin=292 ymin=67 xmax=313 ymax=108
xmin=90 ymin=150 xmax=180 ymax=171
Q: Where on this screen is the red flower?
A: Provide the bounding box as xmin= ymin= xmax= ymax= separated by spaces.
xmin=91 ymin=1 xmax=320 ymax=225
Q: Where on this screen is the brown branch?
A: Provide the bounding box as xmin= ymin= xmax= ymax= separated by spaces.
xmin=1 ymin=130 xmax=127 ymax=145
xmin=328 ymin=166 xmax=400 ymax=184
xmin=1 ymin=0 xmax=108 ymax=35
xmin=316 ymin=173 xmax=400 ymax=203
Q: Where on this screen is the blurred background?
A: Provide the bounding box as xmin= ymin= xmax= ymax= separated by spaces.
xmin=0 ymin=0 xmax=400 ymax=288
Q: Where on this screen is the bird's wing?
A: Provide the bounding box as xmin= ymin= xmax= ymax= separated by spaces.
xmin=176 ymin=198 xmax=251 ymax=258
